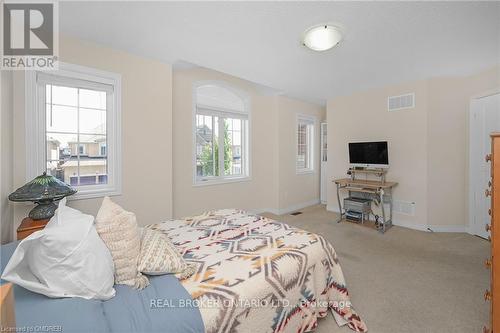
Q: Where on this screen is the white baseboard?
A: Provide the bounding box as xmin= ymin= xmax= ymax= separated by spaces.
xmin=326 ymin=205 xmax=467 ymax=233
xmin=253 ymin=199 xmax=321 ymax=216
xmin=425 ymin=225 xmax=468 ymax=233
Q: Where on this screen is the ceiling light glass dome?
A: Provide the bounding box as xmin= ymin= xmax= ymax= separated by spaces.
xmin=302 ymin=25 xmax=343 ymax=52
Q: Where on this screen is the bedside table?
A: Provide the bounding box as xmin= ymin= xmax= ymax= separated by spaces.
xmin=17 ymin=218 xmax=49 ymax=240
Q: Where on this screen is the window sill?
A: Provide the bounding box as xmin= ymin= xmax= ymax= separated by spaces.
xmin=193 ymin=176 xmax=251 ymax=187
xmin=296 ymin=169 xmax=315 ymax=175
xmin=66 ymin=187 xmax=121 ymax=201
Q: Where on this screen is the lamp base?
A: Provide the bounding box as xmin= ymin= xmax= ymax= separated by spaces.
xmin=29 ymin=201 xmax=57 ymax=220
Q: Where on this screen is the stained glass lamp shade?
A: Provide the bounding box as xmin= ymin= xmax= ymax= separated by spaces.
xmin=9 ymin=172 xmax=77 ymax=220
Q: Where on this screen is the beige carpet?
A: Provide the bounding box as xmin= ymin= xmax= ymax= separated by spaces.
xmin=261 ymin=205 xmax=490 ymax=333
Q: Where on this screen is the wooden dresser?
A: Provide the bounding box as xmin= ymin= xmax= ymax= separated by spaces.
xmin=486 ymin=133 xmax=500 ymax=332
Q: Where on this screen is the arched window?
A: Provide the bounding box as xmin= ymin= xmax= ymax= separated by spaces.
xmin=193 ymin=83 xmax=250 ymax=184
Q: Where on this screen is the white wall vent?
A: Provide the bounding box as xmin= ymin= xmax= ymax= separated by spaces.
xmin=393 ymin=200 xmax=416 ymax=216
xmin=388 ymin=93 xmax=415 ymax=111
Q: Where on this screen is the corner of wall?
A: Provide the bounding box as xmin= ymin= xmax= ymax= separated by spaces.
xmin=1 ymin=70 xmax=15 ymax=243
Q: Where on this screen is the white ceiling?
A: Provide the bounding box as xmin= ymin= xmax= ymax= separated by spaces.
xmin=60 ymin=1 xmax=500 ymax=105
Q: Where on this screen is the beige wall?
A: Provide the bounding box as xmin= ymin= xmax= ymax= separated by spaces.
xmin=173 ymin=67 xmax=276 ymax=217
xmin=1 ymin=37 xmax=325 ymax=242
xmin=427 ymin=67 xmax=500 ymax=228
xmin=172 ymin=67 xmax=325 ymax=218
xmin=327 ymin=66 xmax=500 ymax=231
xmin=7 ymin=36 xmax=173 ymax=239
xmin=1 ymin=70 xmax=14 ymax=243
xmin=277 ymin=97 xmax=324 ymax=212
xmin=327 ymin=80 xmax=429 ymax=228
xmin=2 ymin=35 xmax=495 ymax=238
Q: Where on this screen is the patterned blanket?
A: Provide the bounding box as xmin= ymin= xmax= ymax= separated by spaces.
xmin=148 ymin=209 xmax=367 ymax=333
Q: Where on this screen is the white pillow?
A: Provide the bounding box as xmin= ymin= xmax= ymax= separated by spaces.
xmin=1 ymin=198 xmax=116 ymax=300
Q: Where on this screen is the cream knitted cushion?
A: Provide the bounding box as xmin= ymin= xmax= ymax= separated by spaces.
xmin=95 ymin=197 xmax=149 ymax=289
xmin=138 ymin=229 xmax=195 ymax=280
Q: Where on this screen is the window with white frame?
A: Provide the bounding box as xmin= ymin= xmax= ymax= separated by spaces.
xmin=296 ymin=115 xmax=315 ymax=173
xmin=26 ymin=63 xmax=121 ymax=199
xmin=194 ymin=84 xmax=249 ymax=184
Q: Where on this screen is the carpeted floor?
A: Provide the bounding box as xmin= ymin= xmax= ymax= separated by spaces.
xmin=261 ymin=205 xmax=490 ymax=333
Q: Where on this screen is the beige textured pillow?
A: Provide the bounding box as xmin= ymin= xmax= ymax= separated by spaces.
xmin=138 ymin=229 xmax=195 ymax=279
xmin=95 ymin=197 xmax=149 ymax=289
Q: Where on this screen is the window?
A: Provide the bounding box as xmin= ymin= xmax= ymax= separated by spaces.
xmin=26 ymin=63 xmax=122 ymax=199
xmin=296 ymin=115 xmax=315 ymax=173
xmin=100 ymin=143 xmax=107 ymax=156
xmin=78 ymin=144 xmax=86 ymax=155
xmin=194 ymin=83 xmax=250 ymax=185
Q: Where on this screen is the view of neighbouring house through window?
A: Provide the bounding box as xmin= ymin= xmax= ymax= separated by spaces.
xmin=196 ymin=115 xmax=244 ymax=178
xmin=194 ymin=84 xmax=248 ymax=183
xmin=45 ymin=84 xmax=108 ymax=186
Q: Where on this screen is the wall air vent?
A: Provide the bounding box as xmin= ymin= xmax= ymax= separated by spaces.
xmin=388 ymin=93 xmax=415 ymax=111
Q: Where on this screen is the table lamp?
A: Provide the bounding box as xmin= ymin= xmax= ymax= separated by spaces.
xmin=8 ymin=172 xmax=77 ymax=220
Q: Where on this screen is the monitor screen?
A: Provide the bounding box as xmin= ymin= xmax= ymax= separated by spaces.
xmin=348 ymin=141 xmax=389 ymax=167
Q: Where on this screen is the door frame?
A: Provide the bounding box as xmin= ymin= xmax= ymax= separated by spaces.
xmin=320 ymin=122 xmax=327 ymax=204
xmin=468 ymin=89 xmax=500 ymax=236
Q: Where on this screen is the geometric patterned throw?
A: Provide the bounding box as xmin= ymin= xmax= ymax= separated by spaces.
xmin=148 ymin=209 xmax=367 ymax=333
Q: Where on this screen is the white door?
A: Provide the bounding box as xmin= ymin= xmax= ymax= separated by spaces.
xmin=470 ymin=93 xmax=500 ymax=238
xmin=320 ymin=123 xmax=327 ymax=204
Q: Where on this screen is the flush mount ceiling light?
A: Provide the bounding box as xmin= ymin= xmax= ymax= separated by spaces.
xmin=302 ymin=24 xmax=343 ymax=52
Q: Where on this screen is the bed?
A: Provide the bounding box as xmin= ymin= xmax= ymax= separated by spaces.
xmin=149 ymin=209 xmax=366 ymax=333
xmin=0 ymin=242 xmax=205 ymax=333
xmin=0 ymin=209 xmax=366 ymax=333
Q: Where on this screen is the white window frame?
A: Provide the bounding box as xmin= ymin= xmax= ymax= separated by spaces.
xmin=192 ymin=81 xmax=251 ymax=186
xmin=25 ymin=62 xmax=122 ymax=200
xmin=296 ymin=114 xmax=316 ymax=174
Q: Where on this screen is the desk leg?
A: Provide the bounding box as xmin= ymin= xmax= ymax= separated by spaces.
xmin=379 ymin=189 xmax=394 ymax=234
xmin=379 ymin=190 xmax=385 ymax=233
xmin=389 ymin=189 xmax=393 ymax=228
xmin=336 ymin=183 xmax=344 ymax=223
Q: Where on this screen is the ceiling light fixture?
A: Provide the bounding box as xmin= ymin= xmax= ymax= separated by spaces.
xmin=302 ymin=24 xmax=343 ymax=52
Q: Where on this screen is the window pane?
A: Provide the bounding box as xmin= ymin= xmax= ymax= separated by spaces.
xmin=224 ymin=118 xmax=243 ymax=176
xmin=45 ymin=83 xmax=110 ymax=188
xmin=79 ymin=134 xmax=106 ymax=158
xmin=46 ymin=104 xmax=78 ymax=133
xmin=78 ymin=134 xmax=107 ymax=186
xmin=233 ymin=130 xmax=241 ymax=145
xmin=49 ymin=159 xmax=108 ymax=186
xmin=78 ymin=159 xmax=107 ymax=186
xmin=46 ymin=132 xmax=108 ymax=186
xmin=79 ymin=89 xmax=106 ymax=109
xmin=80 ymin=108 xmax=106 ymax=134
xmin=46 ymin=132 xmax=77 ymax=185
xmin=196 ymin=114 xmax=216 ymax=177
xmin=46 ymin=133 xmax=77 ymax=161
xmin=233 ymin=119 xmax=241 ymax=131
xmin=297 ymin=122 xmax=310 ymax=170
xmin=51 ymin=85 xmax=78 ymax=106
